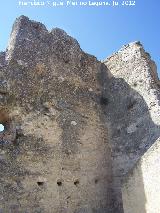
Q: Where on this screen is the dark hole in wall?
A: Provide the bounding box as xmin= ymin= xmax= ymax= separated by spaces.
xmin=127 ymin=100 xmax=137 ymax=110
xmin=74 ymin=180 xmax=79 ymax=186
xmin=100 ymin=96 xmax=109 ymax=106
xmin=37 ymin=182 xmax=44 ymax=186
xmin=95 ymin=179 xmax=99 ymax=184
xmin=57 ymin=180 xmax=62 ymax=186
xmin=64 ymin=58 xmax=69 ymax=64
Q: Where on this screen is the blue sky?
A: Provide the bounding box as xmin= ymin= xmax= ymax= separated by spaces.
xmin=0 ymin=0 xmax=160 ymax=76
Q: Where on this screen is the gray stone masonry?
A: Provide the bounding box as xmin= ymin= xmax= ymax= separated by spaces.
xmin=0 ymin=16 xmax=159 ymax=213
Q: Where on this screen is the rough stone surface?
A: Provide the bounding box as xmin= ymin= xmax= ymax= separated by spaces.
xmin=122 ymin=138 xmax=160 ymax=213
xmin=0 ymin=16 xmax=160 ymax=213
xmin=103 ymin=42 xmax=160 ymax=212
xmin=0 ymin=16 xmax=112 ymax=213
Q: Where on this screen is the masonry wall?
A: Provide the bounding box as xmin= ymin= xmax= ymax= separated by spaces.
xmin=0 ymin=16 xmax=160 ymax=213
xmin=103 ymin=42 xmax=160 ymax=212
xmin=122 ymin=138 xmax=160 ymax=213
xmin=0 ymin=16 xmax=112 ymax=213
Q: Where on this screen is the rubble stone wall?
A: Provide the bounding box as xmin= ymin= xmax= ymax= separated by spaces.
xmin=0 ymin=16 xmax=160 ymax=213
xmin=104 ymin=42 xmax=160 ymax=212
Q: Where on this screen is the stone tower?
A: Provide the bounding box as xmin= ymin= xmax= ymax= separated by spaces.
xmin=0 ymin=16 xmax=160 ymax=213
xmin=0 ymin=16 xmax=112 ymax=213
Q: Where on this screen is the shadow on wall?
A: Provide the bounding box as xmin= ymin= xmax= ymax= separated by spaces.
xmin=98 ymin=64 xmax=160 ymax=213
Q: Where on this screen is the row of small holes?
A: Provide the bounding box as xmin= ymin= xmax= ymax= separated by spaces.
xmin=57 ymin=180 xmax=79 ymax=186
xmin=37 ymin=179 xmax=98 ymax=187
